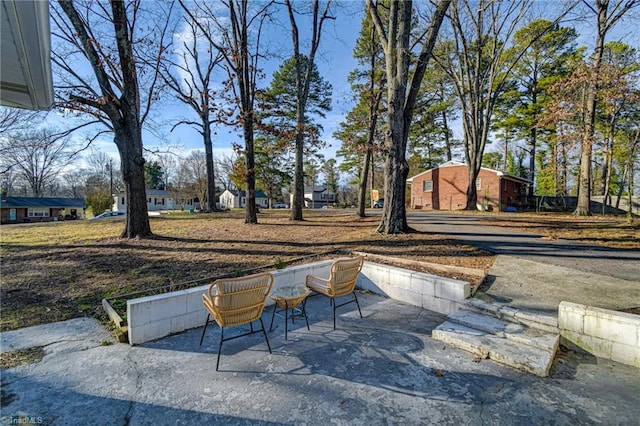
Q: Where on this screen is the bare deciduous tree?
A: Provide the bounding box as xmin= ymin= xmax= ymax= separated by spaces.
xmin=181 ymin=0 xmax=273 ymax=223
xmin=0 ymin=128 xmax=75 ymax=196
xmin=433 ymin=0 xmax=534 ymax=211
xmin=160 ymin=12 xmax=224 ymax=211
xmin=575 ymin=0 xmax=638 ymax=215
xmin=367 ymin=0 xmax=451 ymax=233
xmin=51 ymin=0 xmax=173 ymax=237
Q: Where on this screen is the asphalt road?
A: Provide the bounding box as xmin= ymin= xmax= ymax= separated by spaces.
xmin=389 ymin=211 xmax=640 ymax=313
xmin=406 ymin=212 xmax=640 ymax=282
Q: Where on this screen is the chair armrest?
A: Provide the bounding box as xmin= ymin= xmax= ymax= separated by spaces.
xmin=306 ymin=274 xmax=332 ymax=296
xmin=202 ymin=294 xmax=222 ymax=324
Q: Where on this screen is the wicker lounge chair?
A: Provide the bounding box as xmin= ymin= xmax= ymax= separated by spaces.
xmin=305 ymin=256 xmax=364 ymax=330
xmin=200 ymin=272 xmax=274 ymax=371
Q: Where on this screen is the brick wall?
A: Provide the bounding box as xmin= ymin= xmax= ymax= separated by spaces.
xmin=411 ymin=165 xmax=502 ymax=210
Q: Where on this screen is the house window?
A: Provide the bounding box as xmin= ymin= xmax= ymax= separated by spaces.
xmin=28 ymin=207 xmax=50 ymax=217
xmin=321 ymin=193 xmax=334 ymax=201
xmin=121 ymin=197 xmax=125 ymax=205
xmin=476 ymin=178 xmax=482 ymax=190
xmin=503 ymin=180 xmax=508 ymax=191
xmin=148 ymin=198 xmax=152 ymax=203
xmin=423 ymin=180 xmax=433 ymax=192
xmin=161 ymin=198 xmax=165 ymax=205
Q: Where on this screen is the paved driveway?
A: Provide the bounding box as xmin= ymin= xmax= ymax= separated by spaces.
xmin=405 ymin=212 xmax=640 ymax=314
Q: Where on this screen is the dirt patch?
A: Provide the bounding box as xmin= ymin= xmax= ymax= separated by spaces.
xmin=0 ymin=346 xmax=45 ymax=369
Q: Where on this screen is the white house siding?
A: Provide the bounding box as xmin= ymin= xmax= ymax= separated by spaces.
xmin=113 ymin=190 xmax=196 ymax=212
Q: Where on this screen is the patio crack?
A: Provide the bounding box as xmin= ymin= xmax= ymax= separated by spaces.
xmin=477 ymin=380 xmax=507 ymax=426
xmin=123 ymin=351 xmax=142 ymax=426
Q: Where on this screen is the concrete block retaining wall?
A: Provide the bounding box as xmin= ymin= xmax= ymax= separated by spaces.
xmin=127 ymin=261 xmax=334 ymax=345
xmin=126 ymin=259 xmax=470 ymax=345
xmin=558 ymin=301 xmax=640 ymax=368
xmin=359 ymin=262 xmax=470 ymax=315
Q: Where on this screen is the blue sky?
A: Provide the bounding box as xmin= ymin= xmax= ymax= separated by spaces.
xmin=69 ymin=1 xmax=639 ymax=175
xmin=89 ymin=2 xmax=366 ymax=167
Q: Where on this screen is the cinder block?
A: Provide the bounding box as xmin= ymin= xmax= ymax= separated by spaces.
xmin=584 ymin=314 xmax=639 ymax=346
xmin=273 ymin=270 xmax=293 ymax=289
xmin=129 ymin=320 xmax=170 ymax=345
xmin=561 ymin=331 xmax=613 ymax=359
xmin=434 ymin=279 xmax=469 ymax=302
xmin=362 ymin=263 xmax=389 ymax=287
xmin=184 ymin=310 xmax=208 ymax=330
xmin=170 ymin=315 xmax=187 ymax=334
xmin=151 ymin=294 xmax=188 ymax=321
xmin=389 ymin=268 xmax=412 ymax=290
xmin=610 ymin=342 xmax=640 ymax=368
xmin=185 ymin=287 xmax=207 ymax=313
xmin=410 ymin=273 xmax=436 ymax=296
xmin=292 ymin=268 xmax=309 ymax=287
xmin=558 ymin=307 xmax=585 ymax=334
xmin=422 ymin=296 xmax=457 ymax=315
xmin=391 ymin=287 xmax=422 ymax=308
xmin=357 ymin=274 xmax=384 ymax=295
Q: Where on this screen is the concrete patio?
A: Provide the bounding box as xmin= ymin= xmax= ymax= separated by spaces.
xmin=2 ymin=292 xmax=639 ymax=425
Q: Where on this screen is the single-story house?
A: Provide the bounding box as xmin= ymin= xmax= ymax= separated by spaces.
xmin=113 ymin=189 xmax=199 ymax=212
xmin=407 ymin=161 xmax=529 ymax=211
xmin=219 ymin=190 xmax=268 ymax=209
xmin=0 ymin=196 xmax=86 ymax=224
xmin=289 ymin=187 xmax=336 ymax=208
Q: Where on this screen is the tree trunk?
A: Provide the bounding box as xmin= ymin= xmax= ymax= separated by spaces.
xmin=442 ymin=110 xmax=453 ymax=161
xmin=244 ymin=116 xmax=257 ymax=223
xmin=368 ymin=0 xmax=450 ymax=233
xmin=291 ymin=126 xmax=305 ymax=220
xmin=465 ymin=163 xmax=480 ymax=210
xmin=114 ymin=127 xmax=151 ymax=238
xmin=203 ymin=119 xmax=217 ymax=212
xmin=358 ymin=149 xmax=371 ymax=218
xmin=576 ymin=2 xmax=608 ymax=216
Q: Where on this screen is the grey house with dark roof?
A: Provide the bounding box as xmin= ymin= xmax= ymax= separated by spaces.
xmin=0 ymin=196 xmax=86 ymax=224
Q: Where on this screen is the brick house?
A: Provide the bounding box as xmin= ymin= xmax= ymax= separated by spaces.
xmin=0 ymin=196 xmax=86 ymax=224
xmin=407 ymin=161 xmax=529 ymax=211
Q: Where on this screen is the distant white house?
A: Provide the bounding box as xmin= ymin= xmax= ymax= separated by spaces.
xmin=113 ymin=189 xmax=199 ymax=212
xmin=219 ymin=189 xmax=269 ymax=209
xmin=290 ymin=187 xmax=336 ymax=208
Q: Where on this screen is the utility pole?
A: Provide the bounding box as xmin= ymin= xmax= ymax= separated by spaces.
xmin=109 ymin=158 xmax=113 ymax=196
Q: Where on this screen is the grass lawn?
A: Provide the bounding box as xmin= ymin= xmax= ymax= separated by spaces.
xmin=1 ymin=210 xmax=637 ymax=332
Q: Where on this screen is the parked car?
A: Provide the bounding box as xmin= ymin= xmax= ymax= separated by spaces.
xmin=273 ymin=202 xmax=288 ymax=209
xmin=90 ymin=211 xmax=125 ymax=220
xmin=373 ymin=199 xmax=384 ymax=208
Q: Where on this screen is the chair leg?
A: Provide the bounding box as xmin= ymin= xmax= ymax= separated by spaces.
xmin=302 ymin=300 xmax=310 ymax=331
xmin=284 ymin=302 xmax=289 ymax=340
xmin=259 ymin=318 xmax=272 ymax=354
xmin=353 ymin=291 xmax=363 ymax=318
xmin=269 ymin=302 xmax=277 ymax=331
xmin=332 ymin=298 xmax=337 ymax=330
xmin=216 ymin=326 xmax=224 ymax=371
xmin=199 ymin=313 xmax=211 ymax=346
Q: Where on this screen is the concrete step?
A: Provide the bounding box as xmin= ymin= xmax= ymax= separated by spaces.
xmin=432 ymin=321 xmax=555 ymax=377
xmin=446 ymin=310 xmax=559 ymax=353
xmin=463 ymin=298 xmax=558 ymax=333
